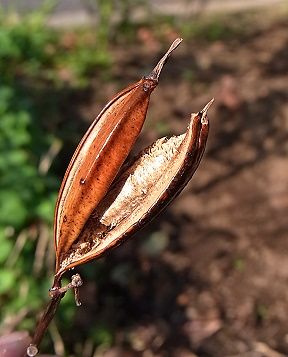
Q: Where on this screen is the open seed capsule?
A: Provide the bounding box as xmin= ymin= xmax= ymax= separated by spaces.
xmin=54 ymin=39 xmax=183 ymax=271
xmin=54 ymin=100 xmax=212 ymax=281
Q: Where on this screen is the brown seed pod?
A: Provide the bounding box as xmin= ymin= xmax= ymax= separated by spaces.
xmin=27 ymin=40 xmax=213 ymax=357
xmin=54 ymin=100 xmax=213 ymax=281
xmin=54 ymin=39 xmax=183 ymax=269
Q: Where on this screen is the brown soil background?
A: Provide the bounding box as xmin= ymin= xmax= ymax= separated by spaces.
xmin=60 ymin=14 xmax=288 ymax=357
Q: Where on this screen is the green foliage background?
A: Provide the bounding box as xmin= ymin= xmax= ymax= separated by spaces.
xmin=0 ymin=5 xmax=112 ymax=352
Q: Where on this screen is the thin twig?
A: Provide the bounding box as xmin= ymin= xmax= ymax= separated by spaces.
xmin=0 ymin=308 xmax=29 ymax=335
xmin=38 ymin=139 xmax=62 ymax=175
xmin=25 ymin=274 xmax=83 ymax=356
xmin=49 ymin=321 xmax=65 ymax=356
xmin=33 ymin=224 xmax=49 ymax=275
xmin=6 ymin=230 xmax=28 ymax=268
xmin=26 ymin=292 xmax=64 ymax=357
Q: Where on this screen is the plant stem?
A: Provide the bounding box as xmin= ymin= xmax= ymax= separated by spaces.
xmin=25 ymin=274 xmax=83 ymax=356
xmin=24 ymin=292 xmax=64 ymax=356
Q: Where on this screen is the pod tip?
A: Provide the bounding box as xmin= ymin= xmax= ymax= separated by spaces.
xmin=200 ymin=98 xmax=214 ymax=124
xmin=146 ymin=38 xmax=183 ymax=81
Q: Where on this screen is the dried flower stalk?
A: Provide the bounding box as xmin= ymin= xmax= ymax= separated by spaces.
xmin=26 ymin=39 xmax=213 ymax=356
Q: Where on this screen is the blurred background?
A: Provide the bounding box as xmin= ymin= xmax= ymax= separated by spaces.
xmin=0 ymin=1 xmax=287 ymax=356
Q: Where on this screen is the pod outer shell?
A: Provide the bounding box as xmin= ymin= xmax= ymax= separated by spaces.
xmin=54 ymin=77 xmax=158 ymax=266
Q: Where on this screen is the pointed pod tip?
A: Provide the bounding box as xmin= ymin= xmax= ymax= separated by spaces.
xmin=146 ymin=38 xmax=183 ymax=82
xmin=171 ymin=37 xmax=183 ymax=49
xmin=200 ymin=98 xmax=214 ymax=124
xmin=201 ymin=98 xmax=214 ymax=114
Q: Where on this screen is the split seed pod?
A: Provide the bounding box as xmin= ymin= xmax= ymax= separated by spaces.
xmin=28 ymin=40 xmax=212 ymax=357
xmin=54 ymin=98 xmax=212 ymax=283
xmin=54 ymin=38 xmax=182 ymax=280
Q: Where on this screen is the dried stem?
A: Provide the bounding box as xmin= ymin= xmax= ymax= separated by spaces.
xmin=25 ymin=274 xmax=83 ymax=357
xmin=26 ymin=293 xmax=64 ymax=357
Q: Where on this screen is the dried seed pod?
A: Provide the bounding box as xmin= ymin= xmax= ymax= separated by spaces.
xmin=54 ymin=100 xmax=212 ymax=280
xmin=54 ymin=39 xmax=183 ymax=267
xmin=27 ymin=40 xmax=213 ymax=357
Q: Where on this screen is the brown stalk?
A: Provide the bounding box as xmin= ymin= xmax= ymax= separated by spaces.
xmin=26 ymin=294 xmax=63 ymax=357
xmin=25 ymin=274 xmax=82 ymax=357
